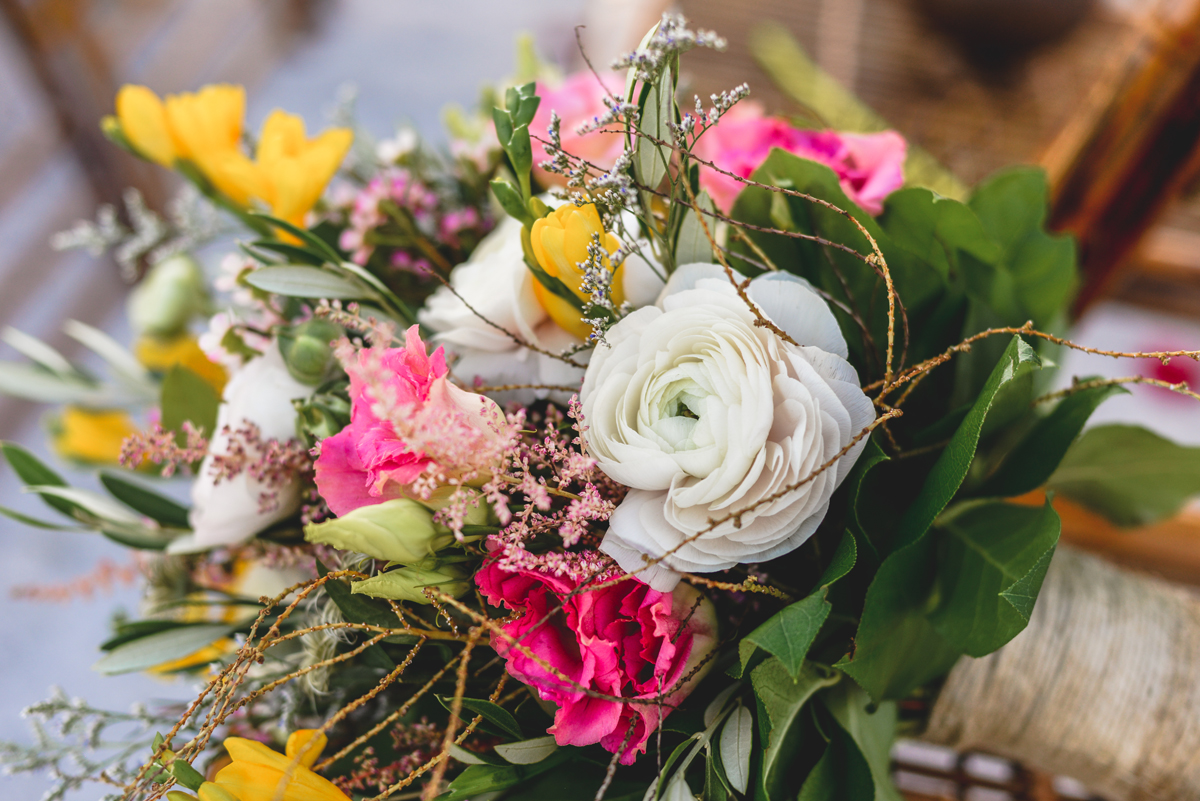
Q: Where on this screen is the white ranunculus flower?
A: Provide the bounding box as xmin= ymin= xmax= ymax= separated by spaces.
xmin=419 ymin=214 xmax=663 ymax=404
xmin=168 ymin=343 xmax=311 ymax=552
xmin=581 ymin=264 xmax=875 ymax=591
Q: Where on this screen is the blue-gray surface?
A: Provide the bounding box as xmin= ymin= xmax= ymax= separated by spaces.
xmin=0 ymin=2 xmax=584 ymax=797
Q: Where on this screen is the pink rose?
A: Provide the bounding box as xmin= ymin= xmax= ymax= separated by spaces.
xmin=693 ymin=102 xmax=906 ymax=214
xmin=531 ymin=71 xmax=627 ymax=187
xmin=314 ymin=325 xmax=505 ymax=516
xmin=476 ymin=557 xmax=717 ymax=765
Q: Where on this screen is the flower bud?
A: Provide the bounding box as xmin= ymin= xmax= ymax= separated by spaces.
xmin=277 ymin=320 xmax=343 ymax=386
xmin=294 ymin=394 xmax=351 ymax=444
xmin=128 ymin=254 xmax=211 ymax=338
xmin=529 ymin=202 xmax=625 ymax=339
xmin=304 ymin=498 xmax=453 ymax=564
xmin=350 ymin=560 xmax=469 ymax=604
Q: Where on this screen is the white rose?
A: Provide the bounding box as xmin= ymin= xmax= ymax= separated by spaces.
xmin=168 ymin=343 xmax=311 ymax=552
xmin=581 ymin=264 xmax=875 ymax=591
xmin=419 ymin=214 xmax=663 ymax=404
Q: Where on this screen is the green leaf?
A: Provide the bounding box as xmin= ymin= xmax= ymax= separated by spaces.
xmin=838 ymin=336 xmax=1042 ymax=701
xmin=0 ymin=504 xmax=79 ymax=530
xmin=247 ymin=213 xmax=343 ymax=265
xmin=243 ymin=265 xmax=374 ymax=300
xmin=507 ymin=123 xmax=533 ymax=180
xmin=100 ymin=472 xmax=191 ymax=528
xmin=161 ymin=365 xmax=220 ymax=439
xmin=92 ymin=623 xmax=231 ymax=674
xmin=636 ymin=66 xmax=672 ymax=190
xmin=25 ymin=485 xmax=143 ymax=526
xmin=436 ymin=697 xmax=522 ymax=741
xmin=676 ymin=190 xmax=716 ymax=264
xmin=817 ymin=529 xmax=857 ymax=587
xmin=247 ymin=239 xmax=327 ymax=266
xmin=491 ymin=179 xmax=533 ymax=226
xmin=877 ymin=188 xmax=1000 ymax=283
xmin=718 ymin=705 xmax=753 ymax=794
xmin=0 ymin=362 xmax=109 ymax=405
xmin=493 ymin=736 xmax=557 ymax=764
xmin=751 ymin=659 xmax=839 ymax=799
xmin=0 ymin=441 xmax=73 ymax=516
xmin=1047 ymin=424 xmax=1200 ymax=526
xmin=315 ymin=560 xmax=414 ymax=647
xmin=823 ymin=681 xmax=904 ymax=801
xmin=968 ymin=167 xmax=1077 ymax=329
xmin=795 ymin=722 xmax=874 ymax=801
xmin=63 ymin=320 xmax=153 ymax=393
xmin=100 ymin=523 xmax=178 ymax=550
xmin=977 ymin=381 xmax=1128 ymax=497
xmin=1 ymin=327 xmax=78 ymax=376
xmin=435 ymin=750 xmax=568 ymax=801
xmin=169 ymin=759 xmax=206 ymax=791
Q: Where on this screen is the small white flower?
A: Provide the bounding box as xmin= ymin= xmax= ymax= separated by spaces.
xmin=169 ymin=343 xmax=311 ymax=552
xmin=419 ymin=213 xmax=662 ymax=404
xmin=581 ymin=264 xmax=875 ymax=591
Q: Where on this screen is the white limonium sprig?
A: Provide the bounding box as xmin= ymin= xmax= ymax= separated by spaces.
xmin=669 ymin=84 xmax=751 ymax=149
xmin=612 ymin=13 xmax=727 ymax=81
xmin=577 ymin=232 xmax=632 ymax=346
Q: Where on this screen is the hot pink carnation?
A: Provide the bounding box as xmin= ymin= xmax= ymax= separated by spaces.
xmin=531 ymin=71 xmax=626 ymax=187
xmin=476 ymin=557 xmax=716 ymax=764
xmin=314 ymin=325 xmax=505 ymax=517
xmin=693 ymin=102 xmax=907 ymax=214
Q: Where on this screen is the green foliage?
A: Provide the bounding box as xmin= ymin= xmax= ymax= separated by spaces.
xmin=822 ymin=682 xmax=903 ymax=801
xmin=928 ymin=499 xmax=1060 ymax=656
xmin=751 ymin=659 xmax=839 ymax=799
xmin=1 ymin=441 xmax=73 ymax=516
xmin=435 ymin=697 xmax=522 ymax=740
xmin=160 ymin=365 xmax=220 ymax=440
xmin=837 ymin=337 xmax=1042 ymax=701
xmin=435 ymin=750 xmax=568 ymax=801
xmin=91 ymin=623 xmax=231 ymax=675
xmin=1048 ymin=424 xmax=1200 ymax=526
xmin=99 ymin=472 xmax=190 ymax=529
xmin=243 ymin=265 xmax=375 ymax=300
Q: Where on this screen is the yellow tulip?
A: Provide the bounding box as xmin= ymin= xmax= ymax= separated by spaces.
xmin=213 ymin=730 xmax=349 ymax=801
xmin=52 ymin=407 xmax=138 ymax=464
xmin=114 ymin=85 xmax=176 ymax=167
xmin=135 ymin=334 xmax=227 ymax=395
xmin=529 ymin=203 xmax=625 ymax=340
xmin=249 ymin=110 xmax=353 ymax=229
xmin=167 ymin=782 xmax=241 ymax=801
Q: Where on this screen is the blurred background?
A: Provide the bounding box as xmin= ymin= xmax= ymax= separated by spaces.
xmin=0 ymin=0 xmax=1198 ymax=798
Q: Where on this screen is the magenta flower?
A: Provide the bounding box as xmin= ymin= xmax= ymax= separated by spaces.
xmin=693 ymin=102 xmax=907 ymax=214
xmin=314 ymin=325 xmax=507 ymax=517
xmin=476 ymin=557 xmax=717 ymax=764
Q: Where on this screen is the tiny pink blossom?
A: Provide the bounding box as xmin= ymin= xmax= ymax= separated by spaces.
xmin=693 ymin=101 xmax=907 ymax=214
xmin=476 ymin=558 xmax=716 ymax=765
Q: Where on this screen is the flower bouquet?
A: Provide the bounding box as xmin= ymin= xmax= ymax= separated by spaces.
xmin=3 ymin=14 xmax=1200 ymax=801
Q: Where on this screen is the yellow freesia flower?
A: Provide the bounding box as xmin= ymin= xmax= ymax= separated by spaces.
xmin=245 ymin=110 xmax=353 ymax=229
xmin=111 ymin=84 xmax=258 ymax=205
xmin=212 ymin=729 xmax=349 ymax=801
xmin=52 ymin=406 xmax=138 ymax=464
xmin=529 ymin=203 xmax=625 ymax=340
xmin=135 ymin=334 xmax=227 ymax=395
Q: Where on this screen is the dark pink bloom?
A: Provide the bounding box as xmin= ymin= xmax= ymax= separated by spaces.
xmin=476 ymin=557 xmax=716 ymax=764
xmin=693 ymin=102 xmax=907 ymax=214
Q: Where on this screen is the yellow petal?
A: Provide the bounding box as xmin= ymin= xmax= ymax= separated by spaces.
xmin=198 ymin=783 xmax=241 ymax=801
xmin=533 ymin=280 xmax=594 ymax=340
xmin=257 ymin=110 xmax=308 ymax=164
xmin=116 ymin=85 xmax=176 ymax=166
xmin=196 ymin=149 xmax=262 ymax=207
xmin=214 ymin=761 xmax=348 ymax=801
xmin=284 ymin=730 xmax=327 ymax=769
xmin=53 ymin=407 xmax=138 ymax=464
xmin=135 ymin=335 xmax=227 ymax=395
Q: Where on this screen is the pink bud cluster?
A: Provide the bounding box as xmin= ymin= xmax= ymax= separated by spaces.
xmin=206 ymin=421 xmax=314 ymax=513
xmin=119 ymin=422 xmax=209 ymax=476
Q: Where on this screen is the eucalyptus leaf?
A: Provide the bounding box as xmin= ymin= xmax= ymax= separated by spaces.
xmin=0 ymin=504 xmax=79 ymax=530
xmin=838 ymin=337 xmax=1042 ymax=702
xmin=1 ymin=327 xmax=77 ymax=376
xmin=247 ymin=213 xmax=343 ymax=265
xmin=1048 ymin=424 xmax=1200 ymax=526
xmin=0 ymin=362 xmax=110 ymax=405
xmin=494 ymin=736 xmax=558 ymax=765
xmin=63 ymin=320 xmax=153 ymax=392
xmin=718 ymin=705 xmax=753 ymax=794
xmin=0 ymin=441 xmax=73 ymax=516
xmin=99 ymin=472 xmax=191 ymax=528
xmin=247 ymin=239 xmax=326 ymax=266
xmin=676 ymin=190 xmax=716 ymax=264
xmin=243 ymin=266 xmax=374 ymax=300
xmin=636 ymin=66 xmax=672 ymax=190
xmin=25 ymin=485 xmax=144 ymax=526
xmin=929 ymin=498 xmax=1060 ymax=656
xmin=92 ymin=623 xmax=231 ymax=674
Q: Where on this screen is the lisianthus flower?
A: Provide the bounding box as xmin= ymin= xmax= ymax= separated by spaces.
xmin=109 ymin=84 xmax=259 ymax=205
xmin=419 ymin=213 xmax=663 ymax=405
xmin=211 ymin=729 xmax=349 ymax=801
xmin=692 ymin=101 xmax=906 ymax=214
xmin=530 ymin=71 xmax=627 ymax=187
xmin=581 ymin=264 xmax=876 ymax=591
xmin=476 ymin=557 xmax=717 ymax=764
xmin=52 ymin=407 xmax=138 ymax=464
xmin=169 ymin=342 xmax=312 ymax=553
xmin=313 ymin=325 xmax=507 ymax=517
xmin=238 ymin=110 xmax=354 ymax=229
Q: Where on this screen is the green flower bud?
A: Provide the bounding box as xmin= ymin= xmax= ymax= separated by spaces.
xmin=294 ymin=393 xmax=351 ymax=444
xmin=128 ymin=254 xmax=211 ymax=338
xmin=350 ymin=561 xmax=470 ymax=604
xmin=278 ymin=319 xmax=343 ymax=385
xmin=304 ymin=498 xmax=453 ymax=564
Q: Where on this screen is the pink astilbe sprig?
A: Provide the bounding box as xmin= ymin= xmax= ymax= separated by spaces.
xmin=119 ymin=422 xmax=209 ymax=476
xmin=206 ymin=421 xmax=314 ymax=513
